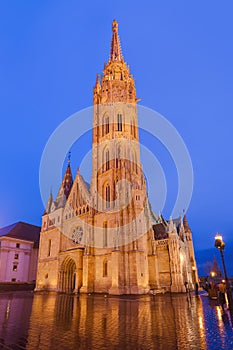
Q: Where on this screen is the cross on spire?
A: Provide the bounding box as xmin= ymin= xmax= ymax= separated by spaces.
xmin=68 ymin=151 xmax=71 ymax=164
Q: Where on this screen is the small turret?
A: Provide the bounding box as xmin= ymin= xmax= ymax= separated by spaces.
xmin=45 ymin=191 xmax=53 ymax=214
xmin=169 ymin=216 xmax=174 ymax=232
xmin=183 ymin=214 xmax=191 ymax=231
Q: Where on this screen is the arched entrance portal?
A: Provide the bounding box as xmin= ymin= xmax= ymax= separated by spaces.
xmin=60 ymin=257 xmax=76 ymax=293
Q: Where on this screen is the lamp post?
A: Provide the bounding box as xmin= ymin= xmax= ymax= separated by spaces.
xmin=214 ymin=233 xmax=233 ymax=311
xmin=210 ymin=271 xmax=216 ymax=278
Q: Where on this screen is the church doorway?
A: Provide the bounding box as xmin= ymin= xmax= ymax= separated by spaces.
xmin=60 ymin=257 xmax=76 ymax=293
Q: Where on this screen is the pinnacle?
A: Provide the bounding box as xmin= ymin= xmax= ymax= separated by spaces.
xmin=110 ymin=19 xmax=123 ymax=61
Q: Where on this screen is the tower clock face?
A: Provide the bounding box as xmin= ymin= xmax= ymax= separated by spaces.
xmin=72 ymin=226 xmax=83 ymax=244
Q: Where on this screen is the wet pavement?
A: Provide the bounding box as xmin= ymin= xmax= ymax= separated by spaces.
xmin=0 ymin=291 xmax=232 ymax=349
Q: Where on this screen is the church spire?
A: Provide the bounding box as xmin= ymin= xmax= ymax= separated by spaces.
xmin=62 ymin=153 xmax=73 ymax=199
xmin=110 ymin=19 xmax=123 ymax=61
xmin=93 ymin=20 xmax=136 ymax=104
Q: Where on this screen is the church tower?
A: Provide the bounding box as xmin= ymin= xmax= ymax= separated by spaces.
xmin=36 ymin=20 xmax=198 ymax=295
xmin=82 ymin=20 xmax=151 ymax=294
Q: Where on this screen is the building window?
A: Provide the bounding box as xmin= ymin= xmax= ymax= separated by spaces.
xmin=14 ymin=253 xmax=19 ymax=260
xmin=102 ymin=116 xmax=110 ymax=136
xmin=11 ymin=278 xmax=16 ymax=282
xmin=103 ymin=259 xmax=108 ymax=277
xmin=117 ymin=114 xmax=122 ymax=131
xmin=131 ymin=120 xmax=133 ymax=135
xmin=16 ymin=243 xmax=20 ymax=248
xmin=103 ymin=222 xmax=107 ymax=248
xmin=105 ymin=185 xmax=110 ymax=208
xmin=106 ymin=149 xmax=110 ymax=171
xmin=13 ymin=265 xmax=17 ymax=272
xmin=48 ymin=239 xmax=52 ymax=257
xmin=116 ymin=146 xmax=121 ymax=168
xmin=136 ymin=195 xmax=140 ymax=200
xmin=105 ymin=117 xmax=109 ymax=134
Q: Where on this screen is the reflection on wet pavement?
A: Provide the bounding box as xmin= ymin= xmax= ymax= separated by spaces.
xmin=0 ymin=291 xmax=232 ymax=349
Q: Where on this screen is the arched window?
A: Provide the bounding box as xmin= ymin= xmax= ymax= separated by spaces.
xmin=117 ymin=113 xmax=122 ymax=131
xmin=116 ymin=146 xmax=121 ymax=168
xmin=132 ymin=150 xmax=137 ymax=173
xmin=103 ymin=222 xmax=107 ymax=248
xmin=102 ymin=116 xmax=110 ymax=136
xmin=48 ymin=239 xmax=52 ymax=257
xmin=131 ymin=120 xmax=133 ymax=136
xmin=103 ymin=259 xmax=108 ymax=276
xmin=106 ymin=149 xmax=110 ymax=171
xmin=105 ymin=117 xmax=109 ymax=134
xmin=105 ymin=184 xmax=110 ymax=208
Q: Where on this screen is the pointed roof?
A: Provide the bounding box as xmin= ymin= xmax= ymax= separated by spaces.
xmin=62 ymin=159 xmax=73 ymax=199
xmin=110 ymin=19 xmax=123 ymax=61
xmin=183 ymin=214 xmax=191 ymax=231
xmin=45 ymin=191 xmax=53 ymax=214
xmin=0 ymin=222 xmax=18 ymax=237
xmin=55 ymin=157 xmax=73 ymax=207
xmin=95 ymin=74 xmax=101 ymax=89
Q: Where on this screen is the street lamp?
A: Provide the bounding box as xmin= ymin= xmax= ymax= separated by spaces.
xmin=210 ymin=271 xmax=216 ymax=278
xmin=214 ymin=233 xmax=233 ymax=311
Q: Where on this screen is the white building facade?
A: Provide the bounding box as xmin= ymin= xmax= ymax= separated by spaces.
xmin=0 ymin=222 xmax=40 ymax=282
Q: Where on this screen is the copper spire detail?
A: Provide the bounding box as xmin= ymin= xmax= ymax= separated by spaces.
xmin=62 ymin=154 xmax=73 ymax=199
xmin=110 ymin=19 xmax=123 ymax=61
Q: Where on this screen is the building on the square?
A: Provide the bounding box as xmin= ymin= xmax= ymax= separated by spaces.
xmin=36 ymin=20 xmax=198 ymax=294
xmin=0 ymin=221 xmax=40 ymax=282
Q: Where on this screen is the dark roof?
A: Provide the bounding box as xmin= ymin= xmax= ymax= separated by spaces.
xmin=0 ymin=222 xmax=41 ymax=248
xmin=152 ymin=223 xmax=168 ymax=240
xmin=0 ymin=223 xmax=18 ymax=236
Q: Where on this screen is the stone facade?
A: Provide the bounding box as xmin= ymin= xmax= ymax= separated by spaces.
xmin=36 ymin=20 xmax=198 ymax=294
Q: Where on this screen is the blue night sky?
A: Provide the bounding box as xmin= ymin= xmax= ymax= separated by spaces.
xmin=1 ymin=1 xmax=233 ymax=258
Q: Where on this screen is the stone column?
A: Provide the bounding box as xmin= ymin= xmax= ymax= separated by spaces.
xmin=73 ymin=271 xmax=79 ymax=294
xmin=109 ymin=250 xmax=123 ymax=295
xmin=80 ymin=255 xmax=94 ymax=293
xmin=168 ymin=233 xmax=186 ymax=293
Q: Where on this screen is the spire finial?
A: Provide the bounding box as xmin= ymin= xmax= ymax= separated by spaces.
xmin=110 ymin=19 xmax=123 ymax=61
xmin=112 ymin=19 xmax=118 ymax=33
xmin=68 ymin=151 xmax=71 ymax=165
